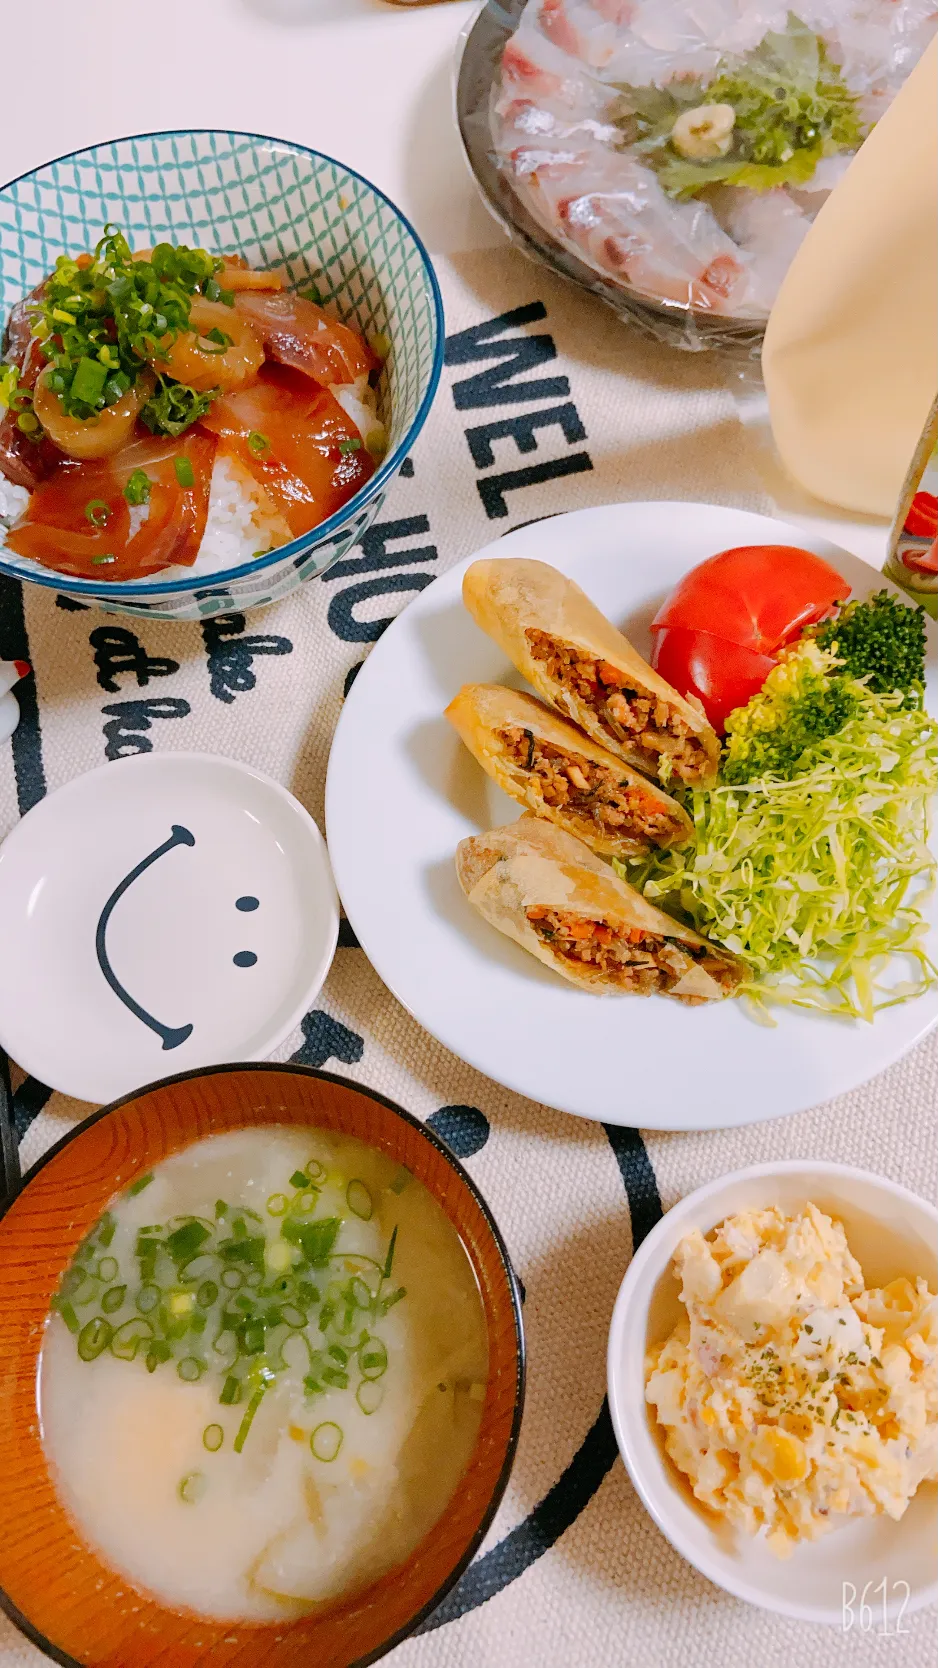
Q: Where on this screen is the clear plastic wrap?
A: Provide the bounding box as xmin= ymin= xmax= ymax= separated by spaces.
xmin=456 ymin=0 xmax=935 ymax=351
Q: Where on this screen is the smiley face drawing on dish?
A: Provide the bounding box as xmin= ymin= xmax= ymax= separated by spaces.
xmin=95 ymin=826 xmax=267 ymax=1050
xmin=0 ymin=754 xmax=340 ymax=1103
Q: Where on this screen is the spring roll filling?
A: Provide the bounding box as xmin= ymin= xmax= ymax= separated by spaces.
xmin=525 ymin=629 xmax=710 ymax=784
xmin=526 ymin=908 xmax=739 ymax=999
xmin=497 ymin=725 xmax=685 ymax=846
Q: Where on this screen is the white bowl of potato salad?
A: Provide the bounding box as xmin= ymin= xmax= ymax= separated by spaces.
xmin=607 ymin=1162 xmax=937 ymax=1625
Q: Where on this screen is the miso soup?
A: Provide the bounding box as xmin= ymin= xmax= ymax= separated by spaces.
xmin=39 ymin=1128 xmax=489 ymax=1621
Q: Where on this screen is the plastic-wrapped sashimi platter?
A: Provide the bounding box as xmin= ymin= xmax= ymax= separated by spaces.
xmin=458 ymin=0 xmax=936 ymax=348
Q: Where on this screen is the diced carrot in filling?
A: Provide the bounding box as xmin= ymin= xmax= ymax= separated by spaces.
xmin=526 ymin=908 xmax=739 ymax=1000
xmin=497 ymin=726 xmax=686 ymax=847
xmin=525 ymin=629 xmax=710 ymax=785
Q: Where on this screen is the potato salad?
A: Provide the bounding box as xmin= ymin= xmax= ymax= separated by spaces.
xmin=645 ymin=1204 xmax=937 ymax=1555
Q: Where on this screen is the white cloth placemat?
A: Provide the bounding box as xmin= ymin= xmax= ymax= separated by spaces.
xmin=0 ymin=247 xmax=934 ymax=1668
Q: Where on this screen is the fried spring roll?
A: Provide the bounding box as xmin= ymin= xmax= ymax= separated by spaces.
xmin=455 ymin=817 xmax=745 ymax=1003
xmin=462 ymin=558 xmax=719 ymax=786
xmin=445 ymin=683 xmax=693 ymax=858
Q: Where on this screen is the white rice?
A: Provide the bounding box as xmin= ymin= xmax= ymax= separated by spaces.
xmin=0 ymin=475 xmax=29 ymax=529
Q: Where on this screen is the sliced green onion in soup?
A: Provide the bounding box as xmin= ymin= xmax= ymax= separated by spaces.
xmin=304 ymin=1159 xmax=327 ymax=1184
xmin=233 ymin=1387 xmax=266 ymax=1452
xmin=280 ymin=1304 xmax=307 ymax=1329
xmin=358 ymin=1337 xmax=388 ymax=1381
xmin=356 ymin=1380 xmax=384 ymax=1416
xmin=96 ymin=1256 xmax=118 ymax=1282
xmin=266 ymin=1193 xmax=288 ymax=1217
xmin=111 ymin=1318 xmax=154 ymax=1361
xmin=136 ymin=1283 xmax=161 ymax=1314
xmin=178 ymin=1357 xmax=205 ymax=1383
xmin=178 ymin=1471 xmax=206 ymax=1504
xmin=77 ymin=1317 xmax=112 ymax=1361
xmin=101 ymin=1285 xmax=126 ymax=1314
xmin=346 ymin=1179 xmax=373 ymax=1220
xmin=202 ymin=1423 xmax=224 ymax=1453
xmin=310 ymin=1422 xmax=343 ymax=1462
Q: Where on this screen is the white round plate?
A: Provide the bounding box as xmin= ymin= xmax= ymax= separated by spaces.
xmin=0 ymin=754 xmax=339 ymax=1104
xmin=325 ymin=502 xmax=937 ymax=1131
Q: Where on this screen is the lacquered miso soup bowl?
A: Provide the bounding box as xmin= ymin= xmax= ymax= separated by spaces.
xmin=0 ymin=1064 xmax=525 ymax=1668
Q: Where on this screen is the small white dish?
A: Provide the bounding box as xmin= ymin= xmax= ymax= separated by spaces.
xmin=0 ymin=754 xmax=339 ymax=1103
xmin=606 ymin=1161 xmax=938 ymax=1625
xmin=325 ymin=501 xmax=937 ymax=1131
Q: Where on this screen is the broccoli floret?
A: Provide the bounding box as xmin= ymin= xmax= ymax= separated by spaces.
xmin=814 ymin=590 xmax=926 ymax=704
xmin=722 ymin=642 xmax=858 ymax=784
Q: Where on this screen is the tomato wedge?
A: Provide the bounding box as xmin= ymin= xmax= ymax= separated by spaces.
xmin=652 ymin=627 xmax=778 ymax=733
xmin=651 ymin=545 xmax=850 ymax=656
xmin=199 ymin=363 xmax=376 ymax=538
xmin=5 ymin=431 xmax=215 ymax=580
xmin=649 ymin=543 xmax=851 ymax=733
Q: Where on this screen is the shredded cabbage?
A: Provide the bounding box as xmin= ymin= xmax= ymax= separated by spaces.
xmin=619 ymin=688 xmax=937 ymax=1021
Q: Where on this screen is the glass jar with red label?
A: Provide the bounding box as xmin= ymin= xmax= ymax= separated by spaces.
xmin=884 ymin=399 xmax=937 ymax=618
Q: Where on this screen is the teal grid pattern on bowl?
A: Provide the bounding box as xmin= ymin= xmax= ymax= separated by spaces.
xmin=0 ymin=130 xmax=444 ymax=620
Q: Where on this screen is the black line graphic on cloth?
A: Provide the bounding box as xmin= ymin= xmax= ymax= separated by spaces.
xmin=0 ymin=575 xmax=45 ymax=815
xmin=417 ymin=1123 xmax=662 ymax=1632
xmin=95 ymin=825 xmax=196 ymax=1050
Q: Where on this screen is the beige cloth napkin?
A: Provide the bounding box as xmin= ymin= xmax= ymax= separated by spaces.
xmin=762 ymin=38 xmax=938 ymax=518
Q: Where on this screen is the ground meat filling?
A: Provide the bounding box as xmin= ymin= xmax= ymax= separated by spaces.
xmin=525 ymin=629 xmax=710 ymax=784
xmin=526 ymin=908 xmax=738 ymax=998
xmin=498 ymin=725 xmax=682 ymax=846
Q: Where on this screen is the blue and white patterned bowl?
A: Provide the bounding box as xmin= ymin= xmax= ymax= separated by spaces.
xmin=0 ymin=130 xmax=444 ymax=621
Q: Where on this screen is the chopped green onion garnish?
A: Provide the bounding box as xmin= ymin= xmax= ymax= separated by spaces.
xmin=304 ymin=1159 xmax=327 ymax=1184
xmin=136 ymin=1283 xmax=160 ymax=1314
xmin=110 ymin=1318 xmax=153 ymax=1360
xmin=389 ymin=1167 xmax=411 ymax=1195
xmin=356 ymin=1380 xmax=383 ymax=1416
xmin=71 ymin=356 xmax=108 ymax=405
xmin=97 ymin=1256 xmax=118 ymax=1282
xmin=358 ymin=1337 xmax=388 ymax=1381
xmin=90 ymin=554 xmax=116 ymax=565
xmin=173 ymin=455 xmax=195 ymax=489
xmin=248 ymin=431 xmax=270 ymax=455
xmin=219 ymin=1374 xmax=242 ymax=1406
xmin=101 ymin=1285 xmax=126 ymax=1314
xmin=178 ymin=1471 xmax=206 ymax=1504
xmin=310 ymin=1421 xmax=343 ymax=1462
xmin=198 ymin=326 xmax=233 ymax=353
xmin=289 ymin=1170 xmax=309 ymax=1190
xmin=346 ymin=1179 xmax=373 ymax=1221
xmin=77 ymin=1317 xmax=112 ymax=1361
xmin=338 ymin=438 xmax=362 ymax=455
xmin=382 ymin=1225 xmax=398 ymax=1281
xmin=178 ymin=1357 xmax=204 ymax=1382
xmin=84 ymin=499 xmax=111 ymax=528
xmin=202 ymin=1423 xmax=224 ymax=1452
xmin=266 ymin=1193 xmax=288 ymax=1216
xmin=123 ymin=471 xmax=152 ymax=508
xmin=196 ymin=1280 xmax=219 ymax=1309
xmin=233 ymin=1387 xmax=266 ymax=1452
xmin=55 ymin=1299 xmax=80 ymax=1335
